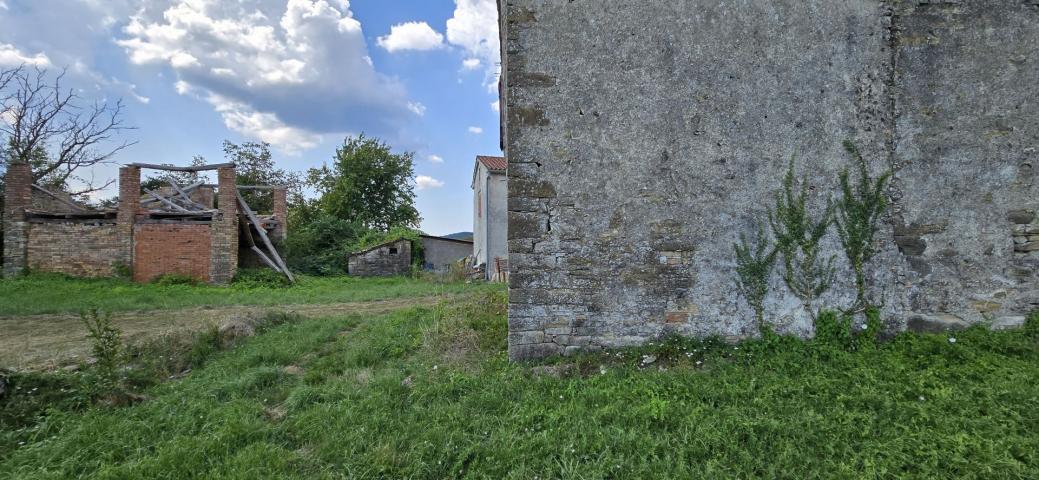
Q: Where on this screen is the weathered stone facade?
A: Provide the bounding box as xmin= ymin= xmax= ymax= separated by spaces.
xmin=348 ymin=239 xmax=412 ymax=277
xmin=502 ymin=0 xmax=1039 ymax=359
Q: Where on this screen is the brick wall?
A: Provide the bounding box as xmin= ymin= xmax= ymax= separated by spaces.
xmin=133 ymin=224 xmax=212 ymax=282
xmin=2 ymin=162 xmax=32 ymax=278
xmin=272 ymin=187 xmax=287 ymax=241
xmin=348 ymin=239 xmax=412 ymax=277
xmin=209 ymin=167 xmax=238 ymax=284
xmin=28 ymin=221 xmax=123 ymax=277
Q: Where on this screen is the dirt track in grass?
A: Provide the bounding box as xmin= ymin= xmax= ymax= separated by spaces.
xmin=0 ymin=295 xmax=454 ymax=370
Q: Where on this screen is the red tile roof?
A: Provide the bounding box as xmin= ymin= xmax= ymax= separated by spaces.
xmin=477 ymin=155 xmax=507 ymax=172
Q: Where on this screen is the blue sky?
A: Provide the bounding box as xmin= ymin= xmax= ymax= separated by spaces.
xmin=0 ymin=0 xmax=501 ymax=235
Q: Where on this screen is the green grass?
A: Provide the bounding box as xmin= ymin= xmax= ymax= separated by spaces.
xmin=2 ymin=294 xmax=1038 ymax=478
xmin=0 ymin=273 xmax=488 ymax=316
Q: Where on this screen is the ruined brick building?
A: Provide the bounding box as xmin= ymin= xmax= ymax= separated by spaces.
xmin=2 ymin=162 xmax=288 ymax=284
xmin=500 ymin=0 xmax=1039 ymax=359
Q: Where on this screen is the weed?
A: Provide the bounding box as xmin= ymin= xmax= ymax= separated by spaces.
xmin=232 ymin=268 xmax=292 ymax=289
xmin=733 ymin=226 xmax=777 ymax=333
xmin=835 ymin=140 xmax=892 ymax=312
xmin=80 ymin=309 xmax=123 ymax=389
xmin=150 ymin=274 xmax=200 ymax=287
xmin=769 ymin=158 xmax=836 ymax=316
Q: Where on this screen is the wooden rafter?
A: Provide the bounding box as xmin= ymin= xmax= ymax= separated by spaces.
xmin=236 ymin=191 xmax=295 ymax=283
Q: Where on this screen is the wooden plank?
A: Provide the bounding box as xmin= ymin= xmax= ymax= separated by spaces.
xmin=251 ymin=246 xmax=283 ymax=273
xmin=167 ymin=180 xmax=207 ymax=210
xmin=236 ymin=191 xmax=295 ymax=283
xmin=128 ymin=162 xmax=235 ymax=172
xmin=30 ymin=184 xmax=92 ymax=212
xmin=142 ymin=188 xmax=191 ymax=212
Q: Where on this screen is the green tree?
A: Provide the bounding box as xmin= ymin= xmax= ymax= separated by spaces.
xmin=308 ymin=134 xmax=420 ymax=231
xmin=222 ymin=141 xmax=302 ymax=213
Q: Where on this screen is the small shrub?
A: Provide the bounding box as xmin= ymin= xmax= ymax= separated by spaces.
xmin=233 ymin=268 xmax=292 ymax=289
xmin=151 ymin=274 xmax=201 ymax=287
xmin=112 ymin=261 xmax=132 ymax=279
xmin=835 ymin=140 xmax=892 ymax=311
xmin=80 ymin=309 xmax=123 ymax=385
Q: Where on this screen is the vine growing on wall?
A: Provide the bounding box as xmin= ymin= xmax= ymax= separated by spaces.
xmin=733 ymin=227 xmax=777 ymax=333
xmin=835 ymin=140 xmax=892 ymax=312
xmin=769 ymin=158 xmax=836 ymax=318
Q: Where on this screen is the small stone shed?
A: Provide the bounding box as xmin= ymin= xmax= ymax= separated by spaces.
xmin=2 ymin=161 xmax=289 ymax=284
xmin=420 ymin=234 xmax=474 ymax=272
xmin=348 ymin=238 xmax=412 ymax=277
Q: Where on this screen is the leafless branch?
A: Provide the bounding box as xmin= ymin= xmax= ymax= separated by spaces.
xmin=0 ymin=66 xmax=136 ymax=191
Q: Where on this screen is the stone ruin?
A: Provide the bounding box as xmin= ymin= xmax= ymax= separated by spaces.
xmin=499 ymin=0 xmax=1039 ymax=359
xmin=2 ymin=162 xmax=291 ymax=284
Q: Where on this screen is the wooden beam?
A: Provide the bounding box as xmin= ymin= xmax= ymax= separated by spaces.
xmin=142 ymin=187 xmax=191 ymax=212
xmin=128 ymin=162 xmax=235 ymax=172
xmin=167 ymin=180 xmax=207 ymax=210
xmin=251 ymin=246 xmax=283 ymax=273
xmin=30 ymin=184 xmax=92 ymax=212
xmin=236 ymin=191 xmax=295 ymax=283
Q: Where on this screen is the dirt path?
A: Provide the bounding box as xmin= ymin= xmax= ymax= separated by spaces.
xmin=0 ymin=295 xmax=455 ymax=370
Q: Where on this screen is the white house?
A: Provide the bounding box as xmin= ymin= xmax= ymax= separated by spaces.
xmin=472 ymin=155 xmax=508 ymax=281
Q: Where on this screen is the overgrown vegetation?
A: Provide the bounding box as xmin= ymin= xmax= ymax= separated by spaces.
xmin=733 ymin=227 xmax=776 ymax=331
xmin=0 ymin=273 xmax=482 ymax=316
xmin=835 ymin=140 xmax=892 ymax=311
xmin=735 ymin=141 xmax=893 ymax=328
xmin=3 ymin=294 xmax=1038 ymax=478
xmin=769 ymin=158 xmax=836 ymax=315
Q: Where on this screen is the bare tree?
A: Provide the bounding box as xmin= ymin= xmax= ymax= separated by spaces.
xmin=0 ymin=66 xmax=136 ymax=196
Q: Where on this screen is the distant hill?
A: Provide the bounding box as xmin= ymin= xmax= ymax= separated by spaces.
xmin=443 ymin=231 xmax=473 ymax=241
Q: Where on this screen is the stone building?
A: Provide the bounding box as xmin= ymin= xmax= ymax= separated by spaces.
xmin=419 ymin=235 xmax=474 ymax=273
xmin=2 ymin=162 xmax=288 ymax=284
xmin=348 ymin=238 xmax=412 ymax=277
xmin=472 ymin=155 xmax=509 ymax=281
xmin=500 ymin=0 xmax=1039 ymax=359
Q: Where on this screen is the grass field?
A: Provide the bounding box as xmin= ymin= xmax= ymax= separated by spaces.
xmin=0 ymin=273 xmax=486 ymax=316
xmin=2 ymin=290 xmax=1038 ymax=479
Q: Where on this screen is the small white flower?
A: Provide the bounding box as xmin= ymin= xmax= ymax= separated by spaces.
xmin=559 ymin=395 xmax=564 ymax=400
xmin=948 ymin=337 xmax=957 ymax=344
xmin=861 ymin=324 xmax=869 ymax=331
xmin=433 ymin=365 xmax=438 ymax=370
xmin=919 ymin=396 xmax=926 ymax=401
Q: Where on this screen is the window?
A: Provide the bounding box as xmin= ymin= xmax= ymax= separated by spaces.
xmin=389 ymin=247 xmax=398 ymax=254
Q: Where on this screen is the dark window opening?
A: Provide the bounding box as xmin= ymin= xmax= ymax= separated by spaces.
xmin=389 ymin=247 xmax=398 ymax=254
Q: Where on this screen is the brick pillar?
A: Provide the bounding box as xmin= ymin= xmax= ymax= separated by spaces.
xmin=2 ymin=162 xmax=32 ymax=278
xmin=210 ymin=167 xmax=238 ymax=284
xmin=117 ymin=166 xmax=140 ymax=273
xmin=272 ymin=187 xmax=288 ymax=241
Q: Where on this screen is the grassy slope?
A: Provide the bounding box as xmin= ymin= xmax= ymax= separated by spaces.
xmin=0 ymin=274 xmax=489 ymax=316
xmin=2 ymin=296 xmax=1038 ymax=479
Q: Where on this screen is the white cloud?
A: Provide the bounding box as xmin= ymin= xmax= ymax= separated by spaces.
xmin=428 ymin=154 xmax=444 ymax=164
xmin=377 ymin=21 xmax=444 ymax=53
xmin=208 ymin=93 xmax=320 ymax=155
xmin=446 ymin=0 xmax=499 ymax=87
xmin=116 ymin=0 xmax=414 ymax=153
xmin=491 ymin=100 xmax=500 ymax=113
xmin=468 ymin=126 xmax=483 ymax=134
xmin=462 ymin=58 xmax=481 ymax=70
xmin=416 ymin=175 xmax=444 ymax=190
xmin=0 ymin=1 xmax=8 ymax=11
xmin=408 ymin=102 xmax=426 ymax=116
xmin=0 ymin=43 xmax=51 ymax=67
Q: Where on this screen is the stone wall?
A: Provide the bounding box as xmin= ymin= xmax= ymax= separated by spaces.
xmin=503 ymin=0 xmax=1039 ymax=359
xmin=348 ymin=239 xmax=412 ymax=277
xmin=2 ymin=162 xmax=31 ymax=278
xmin=28 ymin=221 xmax=124 ymax=277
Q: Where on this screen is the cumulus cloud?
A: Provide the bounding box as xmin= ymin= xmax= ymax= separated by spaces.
xmin=377 ymin=21 xmax=444 ymax=52
xmin=428 ymin=154 xmax=444 ymax=164
xmin=446 ymin=0 xmax=499 ymax=86
xmin=468 ymin=126 xmax=483 ymax=134
xmin=491 ymin=100 xmax=500 ymax=113
xmin=415 ymin=175 xmax=444 ymax=190
xmin=462 ymin=58 xmax=481 ymax=70
xmin=0 ymin=43 xmax=51 ymax=67
xmin=116 ymin=0 xmax=415 ymax=154
xmin=408 ymin=102 xmax=426 ymax=116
